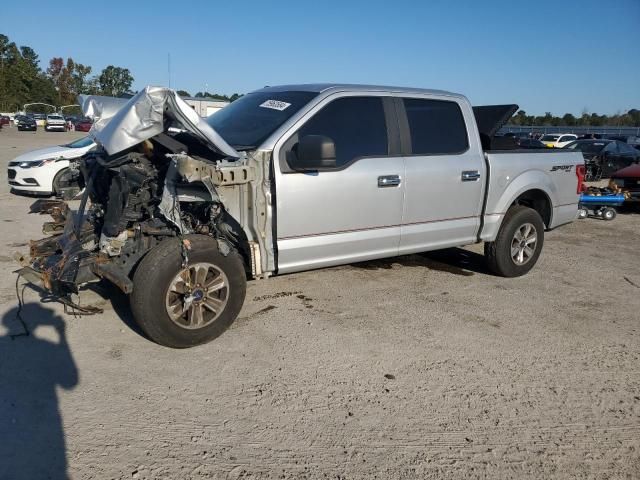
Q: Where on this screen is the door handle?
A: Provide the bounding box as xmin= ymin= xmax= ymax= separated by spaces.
xmin=461 ymin=170 xmax=481 ymax=182
xmin=378 ymin=175 xmax=401 ymax=187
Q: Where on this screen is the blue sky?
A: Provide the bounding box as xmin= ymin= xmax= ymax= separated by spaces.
xmin=2 ymin=0 xmax=639 ymax=115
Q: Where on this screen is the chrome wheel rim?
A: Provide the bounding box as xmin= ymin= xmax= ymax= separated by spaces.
xmin=511 ymin=223 xmax=537 ymax=266
xmin=164 ymin=262 xmax=229 ymax=330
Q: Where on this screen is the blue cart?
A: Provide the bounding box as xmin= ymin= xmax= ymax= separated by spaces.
xmin=578 ymin=192 xmax=626 ymax=221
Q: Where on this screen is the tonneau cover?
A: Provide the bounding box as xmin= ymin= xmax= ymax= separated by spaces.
xmin=472 ymin=104 xmax=519 ymax=139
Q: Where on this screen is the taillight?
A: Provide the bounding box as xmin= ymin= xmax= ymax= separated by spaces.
xmin=576 ymin=164 xmax=586 ymax=193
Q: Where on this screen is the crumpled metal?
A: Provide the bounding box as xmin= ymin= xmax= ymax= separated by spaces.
xmin=78 ymin=86 xmax=239 ymax=159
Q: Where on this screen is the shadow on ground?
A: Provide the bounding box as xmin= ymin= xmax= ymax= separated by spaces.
xmin=351 ymin=247 xmax=490 ymax=276
xmin=0 ymin=303 xmax=78 ymax=480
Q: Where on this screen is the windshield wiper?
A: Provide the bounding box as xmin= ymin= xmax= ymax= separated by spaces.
xmin=232 ymin=145 xmax=256 ymax=151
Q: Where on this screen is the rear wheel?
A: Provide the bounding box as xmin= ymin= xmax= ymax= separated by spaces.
xmin=484 ymin=205 xmax=545 ymax=277
xmin=130 ymin=235 xmax=247 ymax=348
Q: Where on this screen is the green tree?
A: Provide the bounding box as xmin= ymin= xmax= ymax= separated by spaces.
xmin=176 ymin=89 xmax=191 ymax=97
xmin=72 ymin=63 xmax=92 ymax=95
xmin=98 ymin=65 xmax=133 ymax=96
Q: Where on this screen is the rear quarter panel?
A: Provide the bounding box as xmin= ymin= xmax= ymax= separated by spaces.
xmin=481 ymin=150 xmax=583 ymax=241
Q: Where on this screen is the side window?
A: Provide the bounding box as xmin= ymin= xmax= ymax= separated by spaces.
xmin=618 ymin=142 xmax=635 ymax=154
xmin=604 ymin=142 xmax=618 ymax=153
xmin=403 ymin=98 xmax=468 ymax=155
xmin=560 ymin=136 xmax=572 ymax=143
xmin=293 ymin=96 xmax=388 ymax=167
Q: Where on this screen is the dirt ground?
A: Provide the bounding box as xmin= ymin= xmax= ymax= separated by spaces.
xmin=0 ymin=127 xmax=639 ymax=479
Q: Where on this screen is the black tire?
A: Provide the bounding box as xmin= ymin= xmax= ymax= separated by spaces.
xmin=602 ymin=208 xmax=616 ymax=221
xmin=130 ymin=234 xmax=246 ymax=348
xmin=484 ymin=205 xmax=545 ymax=277
xmin=52 ymin=168 xmax=70 ymax=197
xmin=577 ymin=208 xmax=588 ymax=219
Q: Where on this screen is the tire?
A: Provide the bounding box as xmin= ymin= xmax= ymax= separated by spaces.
xmin=577 ymin=208 xmax=588 ymax=219
xmin=602 ymin=208 xmax=616 ymax=221
xmin=52 ymin=168 xmax=70 ymax=197
xmin=484 ymin=205 xmax=545 ymax=277
xmin=130 ymin=234 xmax=247 ymax=348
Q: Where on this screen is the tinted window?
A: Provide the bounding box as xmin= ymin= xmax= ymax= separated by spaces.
xmin=541 ymin=134 xmax=560 ymax=141
xmin=206 ymin=91 xmax=318 ymax=149
xmin=294 ymin=96 xmax=388 ymax=167
xmin=604 ymin=142 xmax=618 ymax=153
xmin=618 ymin=142 xmax=636 ymax=154
xmin=403 ymin=98 xmax=468 ymax=155
xmin=566 ymin=141 xmax=606 ymax=153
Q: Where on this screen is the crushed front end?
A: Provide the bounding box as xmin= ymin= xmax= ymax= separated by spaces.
xmin=16 ymin=87 xmax=274 ymax=309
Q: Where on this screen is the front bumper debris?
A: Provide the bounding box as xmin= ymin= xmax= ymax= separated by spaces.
xmin=17 ymin=199 xmax=100 ymax=297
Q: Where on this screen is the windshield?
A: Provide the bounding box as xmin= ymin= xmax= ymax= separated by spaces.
xmin=541 ymin=134 xmax=560 ymax=141
xmin=48 ymin=115 xmax=63 ymax=120
xmin=62 ymin=136 xmax=94 ymax=149
xmin=206 ymin=91 xmax=318 ymax=148
xmin=565 ymin=141 xmax=607 ymax=153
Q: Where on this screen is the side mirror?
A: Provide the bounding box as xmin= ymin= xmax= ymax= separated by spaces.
xmin=294 ymin=135 xmax=336 ymax=170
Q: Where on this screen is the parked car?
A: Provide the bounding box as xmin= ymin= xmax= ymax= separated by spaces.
xmin=19 ymin=84 xmax=583 ymax=348
xmin=517 ymin=138 xmax=548 ymax=149
xmin=31 ymin=113 xmax=47 ymax=126
xmin=0 ymin=115 xmax=10 ymax=127
xmin=540 ymin=133 xmax=578 ymax=148
xmin=504 ymin=132 xmax=531 ymax=139
xmin=16 ymin=115 xmax=37 ymax=131
xmin=74 ymin=118 xmax=93 ymax=132
xmin=44 ymin=114 xmax=67 ymax=132
xmin=611 ymin=164 xmax=640 ymax=202
xmin=7 ymin=136 xmax=95 ymax=196
xmin=564 ymin=139 xmax=640 ymax=179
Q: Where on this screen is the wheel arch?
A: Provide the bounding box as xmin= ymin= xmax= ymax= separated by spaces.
xmin=511 ymin=188 xmax=552 ymax=228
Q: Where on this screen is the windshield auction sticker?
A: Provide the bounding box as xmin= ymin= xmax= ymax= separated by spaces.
xmin=259 ymin=100 xmax=291 ymax=111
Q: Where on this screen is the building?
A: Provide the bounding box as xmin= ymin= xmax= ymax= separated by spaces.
xmin=181 ymin=97 xmax=229 ymax=117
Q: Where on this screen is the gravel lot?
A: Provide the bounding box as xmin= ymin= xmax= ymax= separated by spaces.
xmin=1 ymin=127 xmax=639 ymax=479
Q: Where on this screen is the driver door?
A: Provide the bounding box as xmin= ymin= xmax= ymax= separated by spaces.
xmin=273 ymin=95 xmax=404 ymax=274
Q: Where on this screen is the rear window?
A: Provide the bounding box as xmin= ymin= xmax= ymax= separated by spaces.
xmin=565 ymin=141 xmax=607 ymax=153
xmin=403 ymin=98 xmax=468 ymax=155
xmin=541 ymin=134 xmax=560 ymax=141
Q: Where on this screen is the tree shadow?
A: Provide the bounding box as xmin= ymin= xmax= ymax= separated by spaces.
xmin=351 ymin=247 xmax=490 ymax=276
xmin=0 ymin=303 xmax=78 ymax=480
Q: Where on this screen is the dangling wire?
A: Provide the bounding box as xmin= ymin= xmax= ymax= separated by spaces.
xmin=12 ymin=275 xmax=30 ymax=339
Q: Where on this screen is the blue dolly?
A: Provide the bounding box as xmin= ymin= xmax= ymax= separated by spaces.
xmin=578 ymin=192 xmax=626 ymax=221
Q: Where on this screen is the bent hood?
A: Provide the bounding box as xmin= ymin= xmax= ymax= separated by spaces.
xmin=79 ymin=86 xmax=239 ymax=158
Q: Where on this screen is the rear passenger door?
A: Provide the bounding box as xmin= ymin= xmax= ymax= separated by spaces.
xmin=397 ymin=97 xmax=485 ymax=254
xmin=274 ymin=94 xmax=404 ymax=273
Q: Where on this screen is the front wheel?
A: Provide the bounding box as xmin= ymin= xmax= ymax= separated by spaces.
xmin=602 ymin=207 xmax=616 ymax=221
xmin=130 ymin=235 xmax=247 ymax=348
xmin=484 ymin=205 xmax=545 ymax=277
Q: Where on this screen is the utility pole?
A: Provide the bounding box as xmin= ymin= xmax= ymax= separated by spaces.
xmin=168 ymin=53 xmax=171 ymax=89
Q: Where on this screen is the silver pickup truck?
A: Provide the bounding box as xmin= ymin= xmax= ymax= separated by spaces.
xmin=19 ymin=84 xmax=584 ymax=348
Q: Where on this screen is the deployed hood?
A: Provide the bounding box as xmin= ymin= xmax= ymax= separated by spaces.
xmin=78 ymin=94 xmax=130 ymax=125
xmin=79 ymin=86 xmax=239 ymax=158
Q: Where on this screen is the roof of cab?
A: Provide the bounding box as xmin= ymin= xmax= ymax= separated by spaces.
xmin=254 ymin=83 xmax=462 ymax=98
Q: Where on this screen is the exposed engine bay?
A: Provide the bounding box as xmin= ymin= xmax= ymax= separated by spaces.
xmin=18 ymin=88 xmax=274 ymax=306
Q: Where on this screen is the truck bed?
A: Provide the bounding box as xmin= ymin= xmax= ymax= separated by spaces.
xmin=480 ymin=149 xmax=583 ymax=241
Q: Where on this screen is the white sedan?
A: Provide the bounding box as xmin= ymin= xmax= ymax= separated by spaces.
xmin=8 ymin=136 xmax=95 ymax=196
xmin=540 ymin=133 xmax=578 ymax=148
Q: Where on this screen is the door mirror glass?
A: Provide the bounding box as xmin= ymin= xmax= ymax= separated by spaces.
xmin=293 ymin=135 xmax=336 ymax=170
